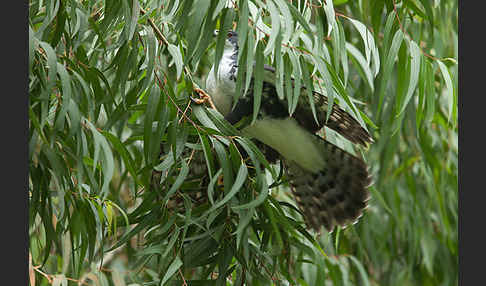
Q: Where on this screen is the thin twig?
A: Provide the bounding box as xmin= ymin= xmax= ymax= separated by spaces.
xmin=32 ymin=266 xmax=53 ymax=284
xmin=178 ymin=268 xmax=189 ymax=286
xmin=153 ymin=71 xmax=201 ymax=132
xmin=139 ymin=8 xmax=169 ymax=46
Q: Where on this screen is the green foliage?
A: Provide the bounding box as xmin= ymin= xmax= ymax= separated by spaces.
xmin=29 ymin=0 xmax=458 ymax=285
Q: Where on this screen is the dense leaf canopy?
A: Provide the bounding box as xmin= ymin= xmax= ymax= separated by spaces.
xmin=29 ymin=0 xmax=458 ymax=285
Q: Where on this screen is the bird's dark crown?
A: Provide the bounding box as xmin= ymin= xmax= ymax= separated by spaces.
xmin=214 ymin=30 xmax=238 ymax=45
xmin=226 ymin=30 xmax=238 ymax=47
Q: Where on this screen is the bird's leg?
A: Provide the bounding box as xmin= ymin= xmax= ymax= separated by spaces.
xmin=192 ymin=87 xmax=217 ymax=110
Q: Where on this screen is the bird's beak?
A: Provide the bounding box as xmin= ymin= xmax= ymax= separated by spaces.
xmin=213 ymin=30 xmax=219 ymax=37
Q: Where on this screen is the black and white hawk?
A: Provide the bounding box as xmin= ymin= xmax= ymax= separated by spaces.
xmin=199 ymin=30 xmax=373 ymax=232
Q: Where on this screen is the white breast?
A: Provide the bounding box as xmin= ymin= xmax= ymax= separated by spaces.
xmin=206 ymin=49 xmax=237 ymax=116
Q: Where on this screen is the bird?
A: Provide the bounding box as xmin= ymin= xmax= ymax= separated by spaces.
xmin=200 ymin=30 xmax=373 ymax=232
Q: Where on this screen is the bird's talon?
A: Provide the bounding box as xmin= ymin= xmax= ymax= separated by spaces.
xmin=194 ymin=87 xmax=208 ymax=97
xmin=192 ymin=88 xmax=217 ymax=110
xmin=190 ymin=96 xmax=206 ymax=104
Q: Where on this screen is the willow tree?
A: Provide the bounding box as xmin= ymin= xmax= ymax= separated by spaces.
xmin=29 ymin=0 xmax=458 ymax=285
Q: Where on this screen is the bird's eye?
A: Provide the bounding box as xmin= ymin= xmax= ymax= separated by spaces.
xmin=227 ymin=32 xmax=232 ymax=38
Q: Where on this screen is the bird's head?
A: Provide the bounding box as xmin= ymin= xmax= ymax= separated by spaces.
xmin=213 ymin=30 xmax=238 ymax=52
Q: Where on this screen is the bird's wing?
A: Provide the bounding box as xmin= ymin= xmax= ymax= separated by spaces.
xmin=226 ymin=64 xmax=373 ymax=146
xmin=239 ymin=115 xmax=372 ymax=231
xmin=223 ymin=65 xmax=373 ymax=231
xmin=284 ymin=135 xmax=372 ymax=232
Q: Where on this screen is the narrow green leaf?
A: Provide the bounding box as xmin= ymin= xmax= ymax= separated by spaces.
xmin=322 ymin=59 xmax=364 ymax=127
xmin=301 ymin=58 xmax=319 ymax=124
xmin=209 ymin=163 xmax=247 ymax=211
xmin=213 ymin=139 xmax=234 ymax=191
xmin=42 ymin=146 xmax=66 ymax=188
xmin=232 ymin=175 xmax=268 ymax=210
xmin=214 ymin=8 xmax=234 ymax=78
xmin=109 ymin=211 xmax=159 ymax=251
xmin=141 ymin=27 xmax=156 ymax=93
xmin=406 ymin=0 xmax=427 ymax=19
xmin=161 ymin=256 xmax=183 ymax=285
xmin=85 ymin=120 xmax=115 ymax=197
xmin=437 ymin=59 xmax=455 ymax=123
xmin=127 ymin=0 xmax=140 ymax=41
xmin=212 ymin=0 xmax=227 ymax=19
xmin=235 ymin=208 xmax=254 ymax=247
xmin=383 ymin=11 xmax=397 ymax=56
xmin=236 ymin=0 xmax=249 ymax=58
xmin=192 ymin=105 xmax=220 ymax=132
xmin=208 ymin=168 xmax=223 ymax=205
xmin=274 ymin=31 xmax=284 ymax=100
xmin=108 ymin=201 xmax=130 ymax=236
xmin=284 ymin=54 xmax=294 ymax=114
xmin=347 ymin=256 xmax=371 ymax=286
xmin=313 ymin=55 xmax=337 ymax=122
xmin=29 ymin=26 xmax=35 ymax=74
xmin=143 ymin=85 xmax=162 ymax=164
xmin=330 ymin=20 xmax=342 ymax=76
xmin=198 ymin=132 xmax=215 ymax=179
xmin=346 ymin=43 xmax=374 ymax=92
xmin=235 ymin=137 xmax=276 ymax=178
xmin=34 ymin=0 xmax=60 ymax=38
xmin=397 ymin=39 xmax=421 ymax=116
xmin=347 ymin=18 xmax=377 ymax=69
xmin=245 ymin=29 xmax=256 ymax=95
xmin=424 ymin=60 xmax=436 ymax=125
xmin=262 ymin=201 xmax=283 ymax=249
xmin=263 ymin=0 xmax=281 ymax=56
xmin=103 ymin=131 xmax=139 ymax=186
xmin=377 ymin=29 xmax=404 ymax=116
xmin=416 ymin=57 xmax=427 ymax=128
xmin=54 ymin=63 xmax=74 ymax=131
xmin=338 ymin=21 xmax=349 ymax=85
xmin=154 ymin=150 xmax=175 ymax=173
xmin=286 ymin=2 xmax=312 ymax=34
xmin=288 ymin=51 xmax=302 ymax=115
xmin=420 ymin=0 xmax=435 ymax=36
xmin=188 ymin=4 xmax=217 ymax=65
xmin=322 ymin=0 xmax=336 ymax=37
xmin=163 ymin=159 xmax=190 ymax=202
xmin=185 ymin=0 xmax=211 ymax=60
xmin=205 ymin=108 xmax=241 ymax=136
xmin=162 ymin=227 xmax=181 ymax=258
xmin=273 ymin=0 xmax=293 ymax=43
xmin=167 ymin=43 xmax=183 ymax=80
xmin=252 ymin=42 xmax=264 ymax=124
xmin=38 ymin=41 xmax=58 ymax=98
